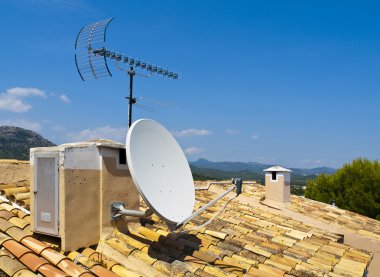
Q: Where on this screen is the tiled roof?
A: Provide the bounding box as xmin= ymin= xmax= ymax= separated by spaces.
xmin=0 ymin=184 xmax=30 ymax=209
xmin=98 ymin=188 xmax=374 ymax=276
xmin=236 ymin=183 xmax=380 ymax=242
xmin=0 ymin=180 xmax=378 ymax=276
xmin=289 ymin=197 xmax=380 ymax=242
xmin=0 ymin=199 xmax=136 ymax=276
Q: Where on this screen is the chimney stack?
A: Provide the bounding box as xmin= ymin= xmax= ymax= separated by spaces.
xmin=263 ymin=166 xmax=291 ymax=204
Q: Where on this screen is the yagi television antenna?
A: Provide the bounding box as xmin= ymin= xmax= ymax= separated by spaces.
xmin=74 ymin=18 xmax=180 ymax=127
xmin=111 ymin=119 xmax=243 ymax=231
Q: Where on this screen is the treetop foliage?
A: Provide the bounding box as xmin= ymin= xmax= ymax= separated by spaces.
xmin=305 ymin=158 xmax=380 ymax=220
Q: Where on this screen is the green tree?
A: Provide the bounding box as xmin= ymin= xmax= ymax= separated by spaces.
xmin=305 ymin=158 xmax=380 ymax=220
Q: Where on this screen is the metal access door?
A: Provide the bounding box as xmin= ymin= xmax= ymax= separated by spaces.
xmin=34 ymin=153 xmax=59 ymax=236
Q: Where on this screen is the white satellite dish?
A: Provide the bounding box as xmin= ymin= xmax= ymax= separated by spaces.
xmin=126 ymin=119 xmax=195 ymax=224
xmin=109 ymin=118 xmax=242 ymax=230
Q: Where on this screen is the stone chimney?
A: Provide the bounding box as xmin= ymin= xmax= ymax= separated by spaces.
xmin=263 ymin=166 xmax=291 ymax=204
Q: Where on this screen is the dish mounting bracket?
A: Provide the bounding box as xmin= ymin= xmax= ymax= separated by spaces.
xmin=110 ymin=201 xmax=153 ymax=221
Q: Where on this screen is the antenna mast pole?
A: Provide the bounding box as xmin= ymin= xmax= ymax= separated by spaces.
xmin=128 ymin=66 xmax=135 ymax=127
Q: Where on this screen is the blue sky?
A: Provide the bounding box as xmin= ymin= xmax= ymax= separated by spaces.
xmin=0 ymin=0 xmax=379 ymax=168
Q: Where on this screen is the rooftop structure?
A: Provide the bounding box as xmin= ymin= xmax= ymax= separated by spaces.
xmin=30 ymin=141 xmax=139 ymax=251
xmin=264 ymin=166 xmax=292 ymax=205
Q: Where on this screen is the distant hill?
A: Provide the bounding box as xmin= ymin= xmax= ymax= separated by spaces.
xmin=190 ymin=158 xmax=336 ymax=176
xmin=190 ymin=159 xmax=336 ymax=194
xmin=0 ymin=126 xmax=55 ymax=160
xmin=190 ymin=165 xmax=264 ymax=182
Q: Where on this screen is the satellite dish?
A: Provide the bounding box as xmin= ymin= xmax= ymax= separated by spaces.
xmin=126 ymin=119 xmax=195 ymax=224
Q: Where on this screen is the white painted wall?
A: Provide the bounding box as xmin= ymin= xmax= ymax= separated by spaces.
xmin=63 ymin=145 xmax=101 ymax=170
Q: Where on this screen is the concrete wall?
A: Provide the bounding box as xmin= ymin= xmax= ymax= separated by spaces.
xmin=61 ymin=168 xmax=101 ymax=251
xmin=265 ymin=172 xmax=290 ymax=203
xmin=100 ymin=155 xmax=139 ymax=236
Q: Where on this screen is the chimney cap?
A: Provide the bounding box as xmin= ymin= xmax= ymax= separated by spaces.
xmin=263 ymin=166 xmax=292 ymax=173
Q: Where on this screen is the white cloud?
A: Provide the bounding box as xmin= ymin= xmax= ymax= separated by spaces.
xmin=184 ymin=147 xmax=203 ymax=155
xmin=59 ymin=94 xmax=70 ymax=104
xmin=0 ymin=119 xmax=41 ymax=132
xmin=0 ymin=87 xmax=46 ymax=112
xmin=227 ymin=129 xmax=239 ymax=134
xmin=173 ymin=129 xmax=212 ymax=137
xmin=251 ymin=134 xmax=259 ymax=140
xmin=67 ymin=126 xmax=128 ymax=143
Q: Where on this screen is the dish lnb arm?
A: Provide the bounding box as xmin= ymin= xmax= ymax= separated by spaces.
xmin=111 ymin=201 xmax=153 ymax=221
xmin=175 ymin=180 xmax=243 ymax=230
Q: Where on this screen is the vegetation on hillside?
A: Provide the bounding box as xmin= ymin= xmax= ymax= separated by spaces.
xmin=191 ymin=165 xmax=318 ymax=196
xmin=305 ymin=158 xmax=380 ymax=220
xmin=0 ymin=126 xmax=55 ymax=160
xmin=191 ymin=165 xmax=264 ymax=183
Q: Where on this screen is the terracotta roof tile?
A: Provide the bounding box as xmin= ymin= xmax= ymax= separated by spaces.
xmin=105 ymin=237 xmax=136 ymax=256
xmin=113 ymin=231 xmax=149 ymax=250
xmin=152 ymin=260 xmax=173 ymax=275
xmin=131 ymin=249 xmax=157 ymax=265
xmin=254 ymin=263 xmax=286 ymax=276
xmin=207 ymin=245 xmax=228 ymax=259
xmin=8 ymin=216 xmax=29 ymax=229
xmin=81 ymin=248 xmax=102 ymax=262
xmin=217 ymin=240 xmax=243 ymax=254
xmin=143 ymin=245 xmax=173 ymax=263
xmin=56 ymin=258 xmax=93 ymax=276
xmin=0 ymin=184 xmax=17 ymax=190
xmin=193 ymin=249 xmax=219 ymax=263
xmin=18 ymin=252 xmax=50 ymax=272
xmin=40 ymin=247 xmax=67 ymax=265
xmin=0 ymin=254 xmax=36 ymax=277
xmin=13 ymin=210 xmax=28 ymax=219
xmin=152 ymin=241 xmax=185 ymax=260
xmin=0 ymin=232 xmax=13 ymax=245
xmin=239 ymin=249 xmax=267 ymax=264
xmin=37 ymin=264 xmax=70 ymax=277
xmin=204 ymin=229 xmax=228 ymax=240
xmin=294 ymin=261 xmax=329 ymax=276
xmin=3 ymin=239 xmax=32 ymax=259
xmin=177 ymin=237 xmax=202 ymax=251
xmin=0 ymin=217 xmax=14 ymax=233
xmin=109 ymin=264 xmax=141 ymax=277
xmin=68 ymin=251 xmax=119 ymax=277
xmin=203 ymin=265 xmax=230 ymax=277
xmin=6 ymin=226 xmax=31 ymax=242
xmin=0 ymin=209 xmax=15 ymax=220
xmin=90 ymin=265 xmax=122 ymax=277
xmin=21 ymin=237 xmax=51 ymax=254
xmin=137 ymin=226 xmax=163 ymax=241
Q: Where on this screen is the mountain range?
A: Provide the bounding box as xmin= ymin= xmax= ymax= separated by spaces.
xmin=190 ymin=158 xmax=336 ymax=176
xmin=0 ymin=126 xmax=55 ymax=160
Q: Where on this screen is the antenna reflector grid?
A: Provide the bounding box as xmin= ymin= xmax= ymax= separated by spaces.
xmin=75 ymin=18 xmax=113 ymax=81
